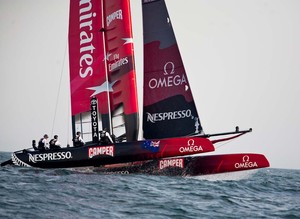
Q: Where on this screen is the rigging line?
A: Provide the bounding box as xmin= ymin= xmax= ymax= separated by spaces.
xmin=101 ymin=0 xmax=113 ymax=134
xmin=51 ymin=40 xmax=68 ymax=138
xmin=214 ymin=136 xmax=241 ymax=149
xmin=67 ymin=93 xmax=71 ymax=146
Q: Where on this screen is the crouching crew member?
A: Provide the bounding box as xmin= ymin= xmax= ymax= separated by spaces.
xmin=38 ymin=134 xmax=49 ymax=151
xmin=73 ymin=131 xmax=85 ymax=147
xmin=99 ymin=129 xmax=114 ymax=145
xmin=49 ymin=135 xmax=61 ymax=150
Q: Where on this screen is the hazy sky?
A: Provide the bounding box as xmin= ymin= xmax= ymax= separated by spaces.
xmin=0 ymin=0 xmax=299 ymax=169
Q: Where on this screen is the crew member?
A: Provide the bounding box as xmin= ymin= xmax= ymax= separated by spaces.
xmin=99 ymin=129 xmax=114 ymax=145
xmin=49 ymin=135 xmax=61 ymax=150
xmin=38 ymin=134 xmax=49 ymax=151
xmin=73 ymin=131 xmax=85 ymax=147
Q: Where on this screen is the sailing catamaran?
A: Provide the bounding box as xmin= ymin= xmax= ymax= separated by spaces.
xmin=1 ymin=0 xmax=269 ymax=175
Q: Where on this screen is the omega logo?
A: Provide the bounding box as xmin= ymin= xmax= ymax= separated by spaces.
xmin=163 ymin=62 xmax=175 ymax=75
xmin=242 ymin=155 xmax=250 ymax=162
xmin=148 ymin=61 xmax=187 ymax=89
xmin=187 ymin=139 xmax=195 ymax=146
xmin=179 ymin=138 xmax=203 ymax=153
xmin=235 ymin=155 xmax=258 ymax=169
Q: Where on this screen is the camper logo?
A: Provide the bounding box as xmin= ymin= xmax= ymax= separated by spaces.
xmin=235 ymin=155 xmax=258 ymax=169
xmin=106 ymin=9 xmax=123 ymax=27
xmin=159 ymin=158 xmax=184 ymax=170
xmin=88 ymin=146 xmax=114 ymax=158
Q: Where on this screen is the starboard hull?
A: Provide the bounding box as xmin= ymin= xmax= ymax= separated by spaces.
xmin=2 ymin=137 xmax=215 ymax=168
xmin=94 ymin=153 xmax=270 ymax=176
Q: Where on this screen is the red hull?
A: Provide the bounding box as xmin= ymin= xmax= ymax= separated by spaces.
xmin=183 ymin=153 xmax=270 ymax=176
xmin=95 ymin=153 xmax=270 ymax=176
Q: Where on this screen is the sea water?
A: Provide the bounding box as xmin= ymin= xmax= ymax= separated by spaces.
xmin=0 ymin=152 xmax=299 ymax=219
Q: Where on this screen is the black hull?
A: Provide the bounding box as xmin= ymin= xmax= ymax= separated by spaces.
xmin=0 ymin=159 xmax=13 ymax=167
xmin=2 ymin=137 xmax=215 ymax=168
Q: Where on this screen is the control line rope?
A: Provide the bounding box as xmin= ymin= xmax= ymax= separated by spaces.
xmin=51 ymin=40 xmax=68 ymax=140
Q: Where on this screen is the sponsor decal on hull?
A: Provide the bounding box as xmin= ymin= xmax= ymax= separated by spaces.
xmin=159 ymin=158 xmax=184 ymax=170
xmin=179 ymin=139 xmax=203 ymax=153
xmin=29 ymin=151 xmax=72 ymax=163
xmin=88 ymin=146 xmax=114 ymax=158
xmin=12 ymin=153 xmax=31 ymax=167
xmin=235 ymin=155 xmax=258 ymax=169
xmin=105 ymin=171 xmax=130 ymax=175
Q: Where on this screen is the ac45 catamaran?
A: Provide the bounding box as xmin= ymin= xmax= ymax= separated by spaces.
xmin=1 ymin=0 xmax=269 ymax=176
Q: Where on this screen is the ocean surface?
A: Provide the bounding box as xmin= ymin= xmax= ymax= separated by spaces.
xmin=0 ymin=152 xmax=299 ymax=219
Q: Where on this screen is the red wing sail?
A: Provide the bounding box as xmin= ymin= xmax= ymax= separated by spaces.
xmin=103 ymin=0 xmax=139 ymax=141
xmin=69 ymin=0 xmax=139 ymax=142
xmin=142 ymin=0 xmax=203 ymax=139
xmin=69 ymin=0 xmax=105 ymax=116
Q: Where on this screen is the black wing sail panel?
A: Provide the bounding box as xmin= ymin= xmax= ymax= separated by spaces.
xmin=142 ymin=0 xmax=203 ymax=139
